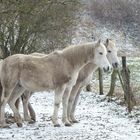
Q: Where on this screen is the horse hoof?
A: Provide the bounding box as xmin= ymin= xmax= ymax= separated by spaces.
xmin=65 ymin=123 xmax=72 ymax=127
xmin=3 ymin=125 xmax=10 ymax=128
xmin=6 ymin=118 xmax=15 ymax=124
xmin=17 ymin=123 xmax=22 ymax=127
xmin=31 ymin=118 xmax=36 ymax=122
xmin=72 ymin=120 xmax=79 ymax=123
xmin=0 ymin=124 xmax=10 ymax=128
xmin=28 ymin=119 xmax=36 ymax=124
xmin=54 ymin=124 xmax=60 ymax=127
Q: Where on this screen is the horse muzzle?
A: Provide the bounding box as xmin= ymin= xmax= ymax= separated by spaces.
xmin=103 ymin=66 xmax=110 ymax=72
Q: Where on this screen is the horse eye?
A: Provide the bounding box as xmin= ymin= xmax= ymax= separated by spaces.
xmin=99 ymin=52 xmax=103 ymax=55
xmin=108 ymin=50 xmax=111 ymax=53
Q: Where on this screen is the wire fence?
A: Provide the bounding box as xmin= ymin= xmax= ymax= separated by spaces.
xmin=89 ymin=57 xmax=140 ymax=105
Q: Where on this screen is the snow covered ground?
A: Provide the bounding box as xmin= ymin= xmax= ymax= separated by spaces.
xmin=0 ymin=91 xmax=140 ymax=140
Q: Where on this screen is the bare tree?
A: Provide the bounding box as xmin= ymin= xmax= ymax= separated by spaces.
xmin=0 ymin=0 xmax=81 ymax=58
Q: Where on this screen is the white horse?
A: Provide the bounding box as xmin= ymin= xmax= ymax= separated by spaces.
xmin=0 ymin=53 xmax=45 ymax=124
xmin=0 ymin=40 xmax=110 ymax=127
xmin=67 ymin=39 xmax=119 ymax=123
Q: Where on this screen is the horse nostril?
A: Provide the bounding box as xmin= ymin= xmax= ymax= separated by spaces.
xmin=107 ymin=66 xmax=109 ymax=71
xmin=103 ymin=67 xmax=109 ymax=72
xmin=115 ymin=62 xmax=118 ymax=68
xmin=112 ymin=63 xmax=118 ymax=68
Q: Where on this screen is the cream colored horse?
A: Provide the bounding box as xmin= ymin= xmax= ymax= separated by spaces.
xmin=0 ymin=54 xmax=44 ymax=124
xmin=0 ymin=40 xmax=110 ymax=127
xmin=67 ymin=39 xmax=119 ymax=123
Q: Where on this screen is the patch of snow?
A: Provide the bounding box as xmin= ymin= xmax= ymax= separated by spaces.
xmin=1 ymin=91 xmax=140 ymax=140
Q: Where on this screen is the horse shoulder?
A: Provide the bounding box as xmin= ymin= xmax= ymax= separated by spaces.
xmin=45 ymin=52 xmax=74 ymax=86
xmin=77 ymin=62 xmax=97 ymax=82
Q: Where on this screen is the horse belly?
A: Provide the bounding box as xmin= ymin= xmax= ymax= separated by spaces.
xmin=20 ymin=79 xmax=53 ymax=92
xmin=20 ymin=70 xmax=54 ymax=91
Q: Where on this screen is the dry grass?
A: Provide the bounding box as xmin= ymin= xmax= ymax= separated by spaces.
xmin=88 ymin=77 xmax=140 ymax=107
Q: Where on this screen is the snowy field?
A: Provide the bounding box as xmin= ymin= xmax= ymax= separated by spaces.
xmin=0 ymin=91 xmax=140 ymax=140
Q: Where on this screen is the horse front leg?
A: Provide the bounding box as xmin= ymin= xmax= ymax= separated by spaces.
xmin=28 ymin=101 xmax=36 ymax=123
xmin=67 ymin=83 xmax=81 ymax=123
xmin=62 ymin=86 xmax=73 ymax=126
xmin=52 ymin=85 xmax=66 ymax=127
xmin=21 ymin=91 xmax=35 ymax=123
xmin=24 ymin=91 xmax=36 ymax=123
xmin=70 ymin=87 xmax=83 ymax=123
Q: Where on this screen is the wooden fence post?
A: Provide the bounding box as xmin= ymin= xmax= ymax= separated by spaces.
xmin=121 ymin=56 xmax=132 ymax=112
xmin=86 ymin=84 xmax=92 ymax=92
xmin=106 ymin=56 xmax=136 ymax=112
xmin=107 ymin=69 xmax=118 ymax=96
xmin=98 ymin=68 xmax=103 ymax=95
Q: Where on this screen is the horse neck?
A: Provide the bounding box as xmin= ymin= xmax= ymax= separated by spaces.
xmin=79 ymin=62 xmax=97 ymax=79
xmin=83 ymin=62 xmax=98 ymax=73
xmin=62 ymin=44 xmax=94 ymax=70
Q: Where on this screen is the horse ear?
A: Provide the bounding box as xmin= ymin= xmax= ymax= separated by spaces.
xmin=106 ymin=39 xmax=109 ymax=45
xmin=95 ymin=39 xmax=101 ymax=48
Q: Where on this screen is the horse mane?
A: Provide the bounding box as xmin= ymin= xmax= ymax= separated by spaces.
xmin=61 ymin=42 xmax=96 ymax=68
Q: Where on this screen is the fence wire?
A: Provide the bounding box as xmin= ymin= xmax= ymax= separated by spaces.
xmin=90 ymin=57 xmax=140 ymax=104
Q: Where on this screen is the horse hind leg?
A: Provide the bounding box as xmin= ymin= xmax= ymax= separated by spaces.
xmin=0 ymin=87 xmax=14 ymax=128
xmin=52 ymin=84 xmax=66 ymax=127
xmin=5 ymin=98 xmax=20 ymax=124
xmin=8 ymin=85 xmax=25 ymax=127
xmin=0 ymin=66 xmax=20 ymax=127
